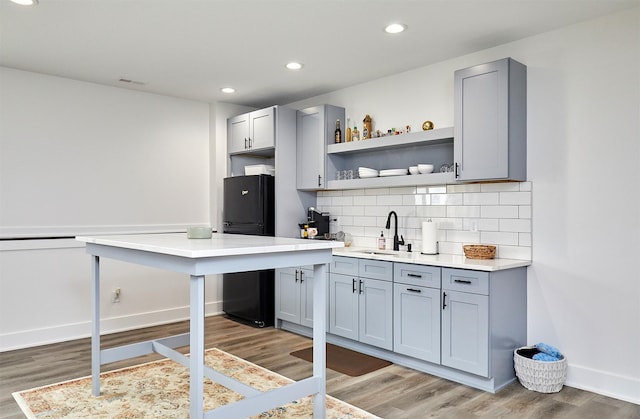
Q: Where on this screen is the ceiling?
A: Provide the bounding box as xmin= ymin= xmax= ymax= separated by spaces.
xmin=2 ymin=0 xmax=638 ymax=108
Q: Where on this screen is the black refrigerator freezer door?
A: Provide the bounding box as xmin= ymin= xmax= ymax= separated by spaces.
xmin=223 ymin=270 xmax=274 ymax=327
xmin=223 ymin=175 xmax=274 ymax=234
xmin=223 ymin=223 xmax=265 ymax=236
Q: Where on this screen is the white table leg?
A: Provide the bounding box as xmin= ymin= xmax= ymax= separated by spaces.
xmin=312 ymin=263 xmax=327 ymax=418
xmin=91 ymin=255 xmax=101 ymax=396
xmin=190 ymin=274 xmax=205 ymax=418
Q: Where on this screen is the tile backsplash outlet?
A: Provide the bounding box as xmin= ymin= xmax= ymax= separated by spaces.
xmin=317 ymin=182 xmax=532 ymax=260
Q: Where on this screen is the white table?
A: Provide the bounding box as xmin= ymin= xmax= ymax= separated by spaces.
xmin=76 ymin=233 xmax=343 ymax=418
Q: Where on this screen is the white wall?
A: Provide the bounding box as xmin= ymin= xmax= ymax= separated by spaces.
xmin=289 ymin=8 xmax=640 ymax=404
xmin=0 ymin=69 xmax=221 ymax=350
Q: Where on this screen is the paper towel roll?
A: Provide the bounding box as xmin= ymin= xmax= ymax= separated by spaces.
xmin=421 ymin=220 xmax=438 ymax=254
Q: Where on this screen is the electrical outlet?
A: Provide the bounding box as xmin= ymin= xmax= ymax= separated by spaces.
xmin=112 ymin=287 xmax=121 ymax=303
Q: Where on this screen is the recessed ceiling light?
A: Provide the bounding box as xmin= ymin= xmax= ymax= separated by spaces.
xmin=384 ymin=23 xmax=407 ymax=34
xmin=286 ymin=62 xmax=303 ymax=70
xmin=10 ymin=0 xmax=38 ymax=5
xmin=221 ymin=87 xmax=236 ymax=94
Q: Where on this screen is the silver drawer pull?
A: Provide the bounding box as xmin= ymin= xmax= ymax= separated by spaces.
xmin=454 ymin=279 xmax=473 ymax=284
xmin=407 ymin=273 xmax=423 ymax=278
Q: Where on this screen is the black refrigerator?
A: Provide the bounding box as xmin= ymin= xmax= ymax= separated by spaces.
xmin=222 ymin=175 xmax=275 ymax=327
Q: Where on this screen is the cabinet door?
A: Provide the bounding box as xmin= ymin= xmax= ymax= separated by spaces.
xmin=329 ymin=273 xmax=359 ymax=340
xmin=441 ymin=289 xmax=489 ymax=377
xmin=454 ymin=57 xmax=526 ymax=181
xmin=393 ymin=284 xmax=441 ymax=363
xmin=299 ymin=268 xmax=314 ymax=328
xmin=228 ymin=112 xmax=250 ymax=154
xmin=274 ymin=268 xmax=301 ymax=324
xmin=358 ymin=278 xmax=393 ymax=350
xmin=249 ymin=107 xmax=275 ymax=151
xmin=296 ymin=106 xmax=327 ymax=189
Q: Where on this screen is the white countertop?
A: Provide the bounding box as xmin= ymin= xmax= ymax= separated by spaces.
xmin=333 ymin=247 xmax=531 ymax=272
xmin=76 ymin=233 xmax=344 ymax=259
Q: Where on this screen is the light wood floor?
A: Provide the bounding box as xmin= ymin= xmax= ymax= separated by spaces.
xmin=1 ymin=315 xmax=639 ymax=418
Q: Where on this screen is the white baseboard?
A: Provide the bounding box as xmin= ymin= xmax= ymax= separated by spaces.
xmin=565 ymin=363 xmax=640 ymax=405
xmin=0 ymin=302 xmax=223 ymax=352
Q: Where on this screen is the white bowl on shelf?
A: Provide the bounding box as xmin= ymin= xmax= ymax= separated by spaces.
xmin=409 ymin=166 xmax=419 ymax=175
xmin=418 ymin=164 xmax=434 ymax=174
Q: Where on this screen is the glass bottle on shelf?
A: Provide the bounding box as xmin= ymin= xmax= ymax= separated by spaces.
xmin=334 ymin=120 xmax=342 ymax=143
xmin=352 ymin=125 xmax=360 ymax=141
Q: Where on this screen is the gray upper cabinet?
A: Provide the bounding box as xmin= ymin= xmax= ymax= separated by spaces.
xmin=228 ymin=106 xmax=275 ymax=154
xmin=454 ymin=57 xmax=527 ymax=182
xmin=296 ymin=105 xmax=345 ymax=190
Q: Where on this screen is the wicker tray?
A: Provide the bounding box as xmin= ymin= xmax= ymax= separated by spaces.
xmin=463 ymin=244 xmax=496 ymax=259
xmin=514 ymin=346 xmax=567 ymax=393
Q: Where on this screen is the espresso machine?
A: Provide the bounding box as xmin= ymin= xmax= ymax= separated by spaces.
xmin=307 ymin=207 xmax=330 ymax=238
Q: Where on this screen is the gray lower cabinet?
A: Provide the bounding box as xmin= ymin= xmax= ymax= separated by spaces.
xmin=329 ymin=257 xmax=393 ymax=350
xmin=275 ymin=266 xmax=314 ymax=328
xmin=454 ymin=57 xmax=527 ymax=182
xmin=393 ymin=264 xmax=441 ymax=363
xmin=441 ymin=267 xmax=527 ymax=381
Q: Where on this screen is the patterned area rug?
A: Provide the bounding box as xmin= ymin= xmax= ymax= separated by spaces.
xmin=13 ymin=348 xmax=379 ymax=418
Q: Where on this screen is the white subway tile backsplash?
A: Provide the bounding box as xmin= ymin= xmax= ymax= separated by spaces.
xmin=481 ymin=205 xmax=519 ymax=219
xmin=481 ymin=231 xmax=519 ymax=246
xmin=498 ymin=245 xmax=531 ymax=260
xmin=464 ymin=192 xmax=499 ymax=205
xmin=436 ymin=218 xmax=463 ymax=230
xmin=332 ymin=195 xmax=354 ymax=206
xmin=364 ymin=206 xmax=391 ymax=217
xmin=519 ymin=233 xmax=532 ymax=246
xmin=416 ymin=206 xmax=447 ymax=218
xmin=519 ymin=205 xmax=532 ymax=219
xmin=432 ymin=193 xmax=463 ymax=206
xmin=342 ymin=206 xmax=365 ymax=216
xmin=318 ymin=182 xmax=532 ymax=261
xmin=321 ymin=190 xmax=343 ymax=197
xmin=447 ymin=230 xmax=481 ymax=243
xmin=377 ymin=194 xmax=402 ymax=206
xmin=407 ymin=194 xmax=431 ymax=206
xmin=359 ymin=216 xmax=380 ymax=227
xmin=500 ymin=191 xmax=531 ymax=205
xmin=365 ymin=188 xmax=390 ymax=195
xmin=464 ymin=218 xmax=499 ymax=232
xmin=447 ymin=183 xmax=481 ymax=193
xmin=481 ymin=183 xmax=520 ymax=192
xmin=342 ymin=188 xmax=366 ymax=196
xmin=392 ymin=187 xmax=417 ymax=195
xmin=317 ymin=195 xmax=332 ymax=207
xmin=500 ymin=219 xmax=531 ymax=233
xmin=358 ymin=195 xmax=378 ymax=206
xmin=447 ymin=205 xmax=481 ymax=218
xmin=418 ymin=186 xmax=447 ymax=194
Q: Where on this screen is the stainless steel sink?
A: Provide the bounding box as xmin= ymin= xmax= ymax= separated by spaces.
xmin=352 ymin=250 xmax=399 ymax=257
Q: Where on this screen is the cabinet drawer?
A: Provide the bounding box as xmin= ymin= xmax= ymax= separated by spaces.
xmin=394 ymin=263 xmax=441 ymax=288
xmin=331 ymin=256 xmax=358 ymax=276
xmin=358 ymin=259 xmax=393 ymax=281
xmin=442 ymin=268 xmax=489 ymax=295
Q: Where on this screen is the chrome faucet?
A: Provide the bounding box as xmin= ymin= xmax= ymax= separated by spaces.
xmin=385 ymin=211 xmax=405 ymax=251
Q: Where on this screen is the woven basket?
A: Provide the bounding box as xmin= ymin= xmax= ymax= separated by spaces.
xmin=514 ymin=346 xmax=567 ymax=393
xmin=463 ymin=244 xmax=496 ymax=259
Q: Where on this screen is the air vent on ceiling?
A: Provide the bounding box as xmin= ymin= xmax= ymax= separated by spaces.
xmin=118 ymin=78 xmax=146 ymax=86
